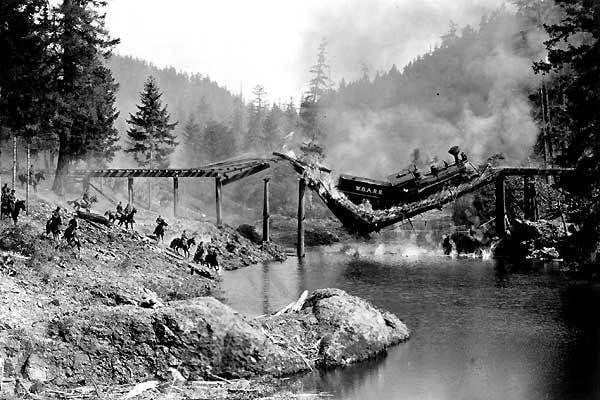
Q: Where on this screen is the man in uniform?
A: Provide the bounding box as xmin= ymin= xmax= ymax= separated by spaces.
xmin=64 ymin=217 xmax=78 ymax=242
xmin=180 ymin=229 xmax=189 ymax=244
xmin=7 ymin=190 xmax=16 ymax=207
xmin=116 ymin=201 xmax=123 ymax=216
xmin=81 ymin=189 xmax=90 ymax=210
xmin=123 ymin=202 xmax=131 ymax=216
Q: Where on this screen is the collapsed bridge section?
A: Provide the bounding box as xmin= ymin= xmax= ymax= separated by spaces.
xmin=274 ymin=152 xmax=574 ymax=236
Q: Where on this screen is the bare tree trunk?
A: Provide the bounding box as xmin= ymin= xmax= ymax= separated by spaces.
xmin=12 ymin=135 xmax=17 ymax=189
xmin=26 ymin=145 xmax=30 ymax=214
xmin=43 ymin=151 xmax=50 ymax=172
xmin=52 ymin=145 xmax=69 ymax=196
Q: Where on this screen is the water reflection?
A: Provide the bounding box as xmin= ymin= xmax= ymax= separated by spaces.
xmin=221 ymin=246 xmax=600 ymax=400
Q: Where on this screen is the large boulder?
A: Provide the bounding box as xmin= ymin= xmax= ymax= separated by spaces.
xmin=264 ymin=288 xmax=409 ymax=368
xmin=42 ymin=298 xmax=306 ymax=385
xmin=7 ymin=290 xmax=409 ymax=387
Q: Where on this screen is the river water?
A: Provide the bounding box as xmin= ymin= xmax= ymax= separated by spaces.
xmin=221 ymin=243 xmax=600 ymax=400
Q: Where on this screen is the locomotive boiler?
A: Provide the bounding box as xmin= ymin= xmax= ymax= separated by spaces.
xmin=337 ymin=146 xmax=479 ymax=209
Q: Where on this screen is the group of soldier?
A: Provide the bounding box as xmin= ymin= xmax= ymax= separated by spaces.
xmin=47 ymin=206 xmax=80 ymax=249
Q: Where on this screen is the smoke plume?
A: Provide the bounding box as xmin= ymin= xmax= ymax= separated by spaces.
xmin=299 ymin=0 xmax=547 ymax=178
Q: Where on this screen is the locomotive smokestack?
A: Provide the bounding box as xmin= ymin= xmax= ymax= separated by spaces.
xmin=448 ymin=146 xmax=461 ymax=163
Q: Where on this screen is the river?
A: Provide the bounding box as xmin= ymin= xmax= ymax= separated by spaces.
xmin=221 ymin=242 xmax=600 ymax=400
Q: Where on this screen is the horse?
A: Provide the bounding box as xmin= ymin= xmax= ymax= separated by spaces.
xmin=170 ymin=237 xmax=196 ymax=258
xmin=153 ymin=219 xmax=168 ymax=243
xmin=17 ymin=171 xmax=46 ymax=192
xmin=104 ymin=210 xmax=117 ymax=224
xmin=7 ymin=200 xmax=26 ymax=225
xmin=46 ymin=216 xmax=62 ymax=241
xmin=204 ymin=248 xmax=219 ymax=272
xmin=63 ymin=220 xmax=81 ymax=252
xmin=0 ymin=200 xmax=13 ymax=221
xmin=117 ymin=208 xmax=136 ymax=230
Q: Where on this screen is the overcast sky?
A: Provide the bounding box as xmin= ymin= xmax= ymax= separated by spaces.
xmin=105 ymin=0 xmax=508 ymax=103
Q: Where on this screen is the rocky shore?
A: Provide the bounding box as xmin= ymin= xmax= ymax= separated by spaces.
xmin=0 ymin=195 xmax=409 ymax=399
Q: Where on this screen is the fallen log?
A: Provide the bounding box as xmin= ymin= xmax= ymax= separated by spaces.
xmin=76 ymin=210 xmax=110 ymax=226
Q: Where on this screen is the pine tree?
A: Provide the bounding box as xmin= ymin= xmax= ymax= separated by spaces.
xmin=203 ymin=120 xmax=235 ymax=162
xmin=248 ymin=85 xmax=267 ymax=148
xmin=534 ymin=0 xmax=600 ymax=266
xmin=51 ymin=0 xmax=120 ymax=194
xmin=181 ymin=114 xmax=201 ymax=164
xmin=299 ymin=38 xmax=333 ymax=160
xmin=307 ymin=39 xmax=333 ymax=103
xmin=126 ymin=76 xmax=178 ymax=168
xmin=0 ymin=0 xmax=54 ymax=156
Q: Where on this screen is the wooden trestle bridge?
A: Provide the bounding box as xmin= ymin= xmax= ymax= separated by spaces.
xmin=70 ymin=154 xmax=575 ymax=257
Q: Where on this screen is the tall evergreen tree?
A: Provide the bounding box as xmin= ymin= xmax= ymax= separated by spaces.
xmin=248 ymin=85 xmax=267 ymax=148
xmin=181 ymin=114 xmax=201 ymax=164
xmin=299 ymin=38 xmax=333 ymax=161
xmin=51 ymin=0 xmax=120 ymax=194
xmin=0 ymin=0 xmax=54 ymax=156
xmin=126 ymin=76 xmax=178 ymax=168
xmin=535 ymin=0 xmax=600 ymax=266
xmin=203 ymin=120 xmax=235 ymax=162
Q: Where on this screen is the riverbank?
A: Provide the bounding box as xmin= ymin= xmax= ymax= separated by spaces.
xmin=0 ymin=194 xmax=409 ymax=399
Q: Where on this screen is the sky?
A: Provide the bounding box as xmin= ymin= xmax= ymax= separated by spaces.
xmin=105 ymin=0 xmax=508 ymax=103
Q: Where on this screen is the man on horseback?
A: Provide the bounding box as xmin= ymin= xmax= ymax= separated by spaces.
xmin=153 ymin=215 xmax=168 ymax=242
xmin=116 ymin=201 xmax=123 ymax=216
xmin=63 ymin=217 xmax=80 ymax=250
xmin=81 ymin=189 xmax=91 ymax=210
xmin=46 ymin=207 xmax=63 ymax=239
xmin=2 ymin=189 xmax=16 ymax=217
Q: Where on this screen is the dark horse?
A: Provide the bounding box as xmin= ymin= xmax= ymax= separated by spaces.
xmin=46 ymin=216 xmax=62 ymax=240
xmin=104 ymin=210 xmax=117 ymax=224
xmin=117 ymin=208 xmax=136 ymax=230
xmin=2 ymin=200 xmax=26 ymax=225
xmin=18 ymin=171 xmax=46 ymax=192
xmin=153 ymin=219 xmax=168 ymax=243
xmin=170 ymin=237 xmax=196 ymax=258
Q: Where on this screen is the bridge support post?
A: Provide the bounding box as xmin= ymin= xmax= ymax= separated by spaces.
xmin=263 ymin=177 xmax=270 ymax=242
xmin=297 ymin=177 xmax=306 ymax=258
xmin=523 ymin=177 xmax=538 ymax=221
xmin=173 ymin=176 xmax=179 ymax=218
xmin=25 ymin=144 xmax=30 ymax=214
xmin=495 ymin=175 xmax=506 ymax=238
xmin=215 ymin=176 xmax=222 ymax=227
xmin=127 ymin=177 xmax=134 ymax=206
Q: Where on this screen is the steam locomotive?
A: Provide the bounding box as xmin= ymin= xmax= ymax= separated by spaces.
xmin=337 ymin=146 xmax=479 ymax=209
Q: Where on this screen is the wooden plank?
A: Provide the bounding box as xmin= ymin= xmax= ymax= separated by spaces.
xmin=221 ymin=164 xmax=270 ymax=186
